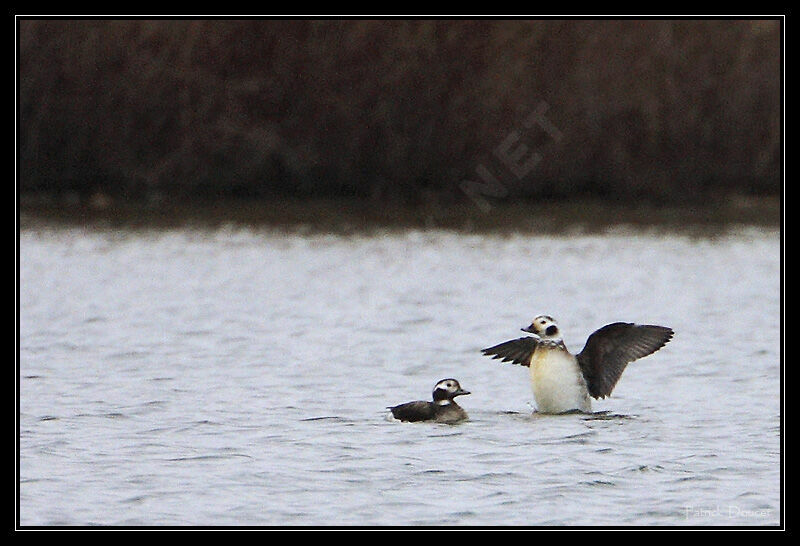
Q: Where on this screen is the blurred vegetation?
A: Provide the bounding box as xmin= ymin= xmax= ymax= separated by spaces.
xmin=18 ymin=19 xmax=781 ymax=213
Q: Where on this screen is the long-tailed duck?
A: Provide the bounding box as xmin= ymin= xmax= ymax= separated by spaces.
xmin=388 ymin=378 xmax=471 ymax=423
xmin=482 ymin=315 xmax=673 ymax=413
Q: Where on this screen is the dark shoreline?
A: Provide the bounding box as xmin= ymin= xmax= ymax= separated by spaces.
xmin=19 ymin=21 xmax=781 ymax=209
xmin=18 ymin=195 xmax=781 ymax=235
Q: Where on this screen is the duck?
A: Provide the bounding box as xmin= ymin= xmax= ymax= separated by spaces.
xmin=388 ymin=378 xmax=471 ymax=423
xmin=481 ymin=315 xmax=673 ymax=413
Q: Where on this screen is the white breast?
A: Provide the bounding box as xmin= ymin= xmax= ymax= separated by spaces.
xmin=529 ymin=347 xmax=591 ymax=413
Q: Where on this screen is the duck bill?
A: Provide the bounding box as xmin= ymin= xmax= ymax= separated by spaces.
xmin=521 ymin=325 xmax=536 ymax=333
xmin=455 ymin=389 xmax=471 ymax=397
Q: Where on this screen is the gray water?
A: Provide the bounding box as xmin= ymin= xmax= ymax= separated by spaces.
xmin=18 ymin=223 xmax=781 ymax=527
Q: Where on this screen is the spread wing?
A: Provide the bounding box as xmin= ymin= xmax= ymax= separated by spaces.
xmin=388 ymin=401 xmax=434 ymax=422
xmin=481 ymin=336 xmax=540 ymax=367
xmin=577 ymin=322 xmax=673 ymax=399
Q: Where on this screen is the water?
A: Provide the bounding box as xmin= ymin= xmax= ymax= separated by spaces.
xmin=18 ymin=223 xmax=782 ymax=527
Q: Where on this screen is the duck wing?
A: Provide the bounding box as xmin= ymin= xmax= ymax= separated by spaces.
xmin=481 ymin=336 xmax=540 ymax=367
xmin=577 ymin=322 xmax=673 ymax=399
xmin=388 ymin=401 xmax=435 ymax=422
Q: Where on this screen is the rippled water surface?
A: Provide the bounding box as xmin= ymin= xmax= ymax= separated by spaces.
xmin=18 ymin=224 xmax=781 ymax=526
